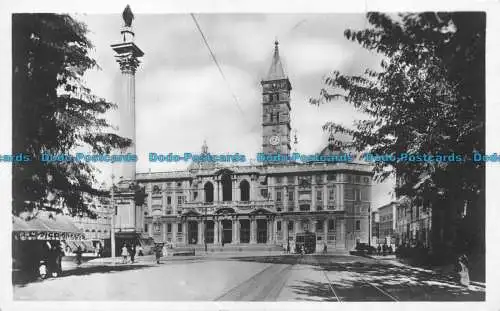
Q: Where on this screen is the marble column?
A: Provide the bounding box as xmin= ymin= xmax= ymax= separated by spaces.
xmin=324 ymin=219 xmax=328 ymax=243
xmin=267 ymin=219 xmax=272 ymax=243
xmin=198 ymin=221 xmax=203 ymax=245
xmin=163 ymin=223 xmax=167 ymax=242
xmin=284 ymin=220 xmax=289 ymax=243
xmin=183 ymin=222 xmax=188 ymax=244
xmin=234 ymin=219 xmax=240 ymax=244
xmin=250 ymin=219 xmax=256 ymax=244
xmin=111 ymin=20 xmax=144 ymax=181
xmin=340 ymin=219 xmax=346 ymax=248
xmin=214 ymin=220 xmax=219 ymax=244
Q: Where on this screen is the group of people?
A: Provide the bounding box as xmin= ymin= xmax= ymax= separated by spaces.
xmin=121 ymin=244 xmax=143 ymax=264
xmin=44 ymin=242 xmax=64 ymax=276
xmin=376 ymin=244 xmax=394 ymax=255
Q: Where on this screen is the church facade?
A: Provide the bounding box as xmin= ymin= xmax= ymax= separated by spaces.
xmin=138 ymin=42 xmax=373 ymax=252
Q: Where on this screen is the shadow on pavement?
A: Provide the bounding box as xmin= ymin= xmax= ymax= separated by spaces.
xmin=228 ymin=255 xmax=485 ymax=301
xmin=13 ymin=264 xmax=153 ymax=287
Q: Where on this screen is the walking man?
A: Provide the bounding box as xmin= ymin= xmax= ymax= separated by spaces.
xmin=130 ymin=245 xmax=136 ymax=264
xmin=155 ymin=245 xmax=162 ymax=264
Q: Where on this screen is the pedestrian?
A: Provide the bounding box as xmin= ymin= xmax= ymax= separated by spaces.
xmin=53 ymin=244 xmax=63 ymax=276
xmin=137 ymin=245 xmax=144 ymax=256
xmin=121 ymin=244 xmax=129 ymax=264
xmin=155 ymin=245 xmax=162 ymax=264
xmin=377 ymin=245 xmax=381 ymax=255
xmin=457 ymin=254 xmax=470 ymax=288
xmin=162 ymin=244 xmax=168 ymax=257
xmin=130 ymin=245 xmax=136 ymax=263
xmin=75 ymin=246 xmax=83 ymax=266
xmin=323 ymin=243 xmax=327 ymax=254
xmin=287 ymin=243 xmax=290 ymax=254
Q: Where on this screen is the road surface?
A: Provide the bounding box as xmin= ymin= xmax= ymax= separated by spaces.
xmin=13 ymin=254 xmax=485 ymax=301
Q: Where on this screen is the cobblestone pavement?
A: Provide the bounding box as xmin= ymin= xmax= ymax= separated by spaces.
xmin=13 ymin=254 xmax=485 ymax=301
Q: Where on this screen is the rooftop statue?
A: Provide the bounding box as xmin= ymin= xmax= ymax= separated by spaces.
xmin=122 ymin=5 xmax=134 ymax=27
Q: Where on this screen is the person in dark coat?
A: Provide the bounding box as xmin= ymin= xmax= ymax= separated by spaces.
xmin=155 ymin=245 xmax=162 ymax=264
xmin=130 ymin=245 xmax=136 ymax=263
xmin=75 ymin=246 xmax=83 ymax=266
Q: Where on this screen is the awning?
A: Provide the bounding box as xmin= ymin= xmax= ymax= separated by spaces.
xmin=13 ymin=211 xmax=85 ymax=241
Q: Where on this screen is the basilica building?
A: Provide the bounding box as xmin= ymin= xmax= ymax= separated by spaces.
xmin=137 ymin=42 xmax=373 ymax=252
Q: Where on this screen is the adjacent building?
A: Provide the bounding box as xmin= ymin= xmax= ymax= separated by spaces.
xmin=395 ymin=200 xmax=432 ymax=247
xmin=376 ymin=202 xmax=397 ymax=246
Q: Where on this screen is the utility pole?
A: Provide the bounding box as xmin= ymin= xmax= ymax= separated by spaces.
xmin=368 ymin=203 xmax=371 ymax=247
xmin=111 ymin=173 xmax=116 ymax=264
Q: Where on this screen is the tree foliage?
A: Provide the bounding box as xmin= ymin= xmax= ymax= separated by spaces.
xmin=313 ymin=12 xmax=485 ymax=254
xmin=12 ymin=14 xmax=131 ymax=216
xmin=313 ymin=12 xmax=484 ymax=207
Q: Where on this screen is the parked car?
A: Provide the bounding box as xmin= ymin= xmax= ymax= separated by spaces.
xmin=355 ymin=243 xmax=377 ymax=255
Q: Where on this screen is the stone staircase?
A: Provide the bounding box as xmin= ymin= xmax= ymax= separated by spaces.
xmin=171 ymin=244 xmax=283 ymax=253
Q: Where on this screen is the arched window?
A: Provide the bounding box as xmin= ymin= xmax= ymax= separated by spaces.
xmin=204 ymin=182 xmax=214 ymax=203
xmin=240 ymin=180 xmax=250 ymax=202
xmin=222 ymin=174 xmax=232 ymax=202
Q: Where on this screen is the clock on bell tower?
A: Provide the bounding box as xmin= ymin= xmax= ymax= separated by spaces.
xmin=261 ymin=40 xmax=292 ymax=155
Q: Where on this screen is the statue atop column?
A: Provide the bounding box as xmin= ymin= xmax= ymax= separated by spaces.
xmin=122 ymin=5 xmax=134 ymax=27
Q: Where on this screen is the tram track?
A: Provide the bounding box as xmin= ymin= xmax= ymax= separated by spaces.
xmin=313 ymin=256 xmax=399 ymax=302
xmin=214 ymin=262 xmax=293 ymax=301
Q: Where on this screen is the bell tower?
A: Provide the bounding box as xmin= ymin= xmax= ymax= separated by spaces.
xmin=261 ymin=40 xmax=292 ymax=155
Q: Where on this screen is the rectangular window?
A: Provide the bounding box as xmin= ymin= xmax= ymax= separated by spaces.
xmin=328 ymin=219 xmax=335 ymax=232
xmin=315 ymin=174 xmax=323 ymax=184
xmin=261 ymin=189 xmax=268 ymax=198
xmin=276 ymin=191 xmax=282 ymax=202
xmin=356 ymin=220 xmax=361 ymax=231
xmin=355 ymin=189 xmax=361 ymax=201
xmin=177 ymin=196 xmax=184 ymax=205
xmin=276 ymin=176 xmax=282 ymax=184
xmin=316 ymin=190 xmax=322 ymax=201
xmin=287 ymin=176 xmax=294 ymax=184
xmin=355 ymin=175 xmax=361 ymax=183
xmin=288 ymin=191 xmax=294 ymax=202
xmin=329 ymin=187 xmax=336 ymax=201
xmin=277 ymin=221 xmax=282 ymax=231
xmin=178 ymin=223 xmax=183 ymax=233
xmin=327 ymin=174 xmax=337 ymax=181
xmin=288 ymin=221 xmax=294 ymax=231
xmin=317 ymin=220 xmax=323 ymax=231
xmin=167 ymin=196 xmax=172 ymax=205
xmin=344 ymin=186 xmax=354 ymax=200
xmin=154 ymin=223 xmax=160 ymax=233
xmin=144 ymin=223 xmax=148 ymax=233
xmin=167 ymin=223 xmax=172 ymax=233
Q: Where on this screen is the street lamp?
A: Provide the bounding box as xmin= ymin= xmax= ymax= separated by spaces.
xmin=368 ymin=203 xmax=371 ymax=247
xmin=110 ymin=174 xmax=116 ymax=264
xmin=204 ymin=205 xmax=208 ymax=252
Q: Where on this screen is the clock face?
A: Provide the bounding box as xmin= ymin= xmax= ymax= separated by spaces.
xmin=269 ymin=135 xmax=280 ymax=146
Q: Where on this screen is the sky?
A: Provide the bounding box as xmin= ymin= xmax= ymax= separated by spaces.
xmin=76 ymin=12 xmax=396 ymax=208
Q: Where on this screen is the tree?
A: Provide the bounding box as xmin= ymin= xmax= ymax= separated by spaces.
xmin=12 ymin=14 xmax=131 ymax=216
xmin=312 ymin=13 xmax=485 ymax=260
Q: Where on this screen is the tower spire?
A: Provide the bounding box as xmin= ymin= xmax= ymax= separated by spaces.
xmin=265 ymin=40 xmax=286 ymax=81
